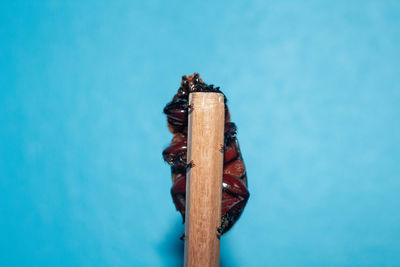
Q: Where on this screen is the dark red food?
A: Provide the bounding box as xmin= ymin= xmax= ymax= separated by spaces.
xmin=163 ymin=73 xmax=249 ymax=236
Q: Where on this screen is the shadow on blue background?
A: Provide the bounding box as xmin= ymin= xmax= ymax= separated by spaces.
xmin=1 ymin=1 xmax=400 ymax=266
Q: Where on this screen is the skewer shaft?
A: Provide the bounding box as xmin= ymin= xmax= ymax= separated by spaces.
xmin=184 ymin=92 xmax=225 ymax=267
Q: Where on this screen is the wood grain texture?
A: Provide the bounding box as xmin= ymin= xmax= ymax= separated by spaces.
xmin=184 ymin=93 xmax=225 ymax=267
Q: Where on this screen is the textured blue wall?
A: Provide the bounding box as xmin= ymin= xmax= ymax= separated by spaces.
xmin=1 ymin=1 xmax=399 ymax=266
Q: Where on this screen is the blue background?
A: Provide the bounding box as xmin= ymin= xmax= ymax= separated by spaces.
xmin=1 ymin=1 xmax=400 ymax=266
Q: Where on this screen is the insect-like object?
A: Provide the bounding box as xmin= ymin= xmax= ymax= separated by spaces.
xmin=163 ymin=73 xmax=249 ymax=236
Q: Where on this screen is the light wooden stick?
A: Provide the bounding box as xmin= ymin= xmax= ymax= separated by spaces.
xmin=184 ymin=92 xmax=225 ymax=267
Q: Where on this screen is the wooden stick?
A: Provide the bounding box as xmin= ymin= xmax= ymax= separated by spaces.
xmin=184 ymin=92 xmax=225 ymax=267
